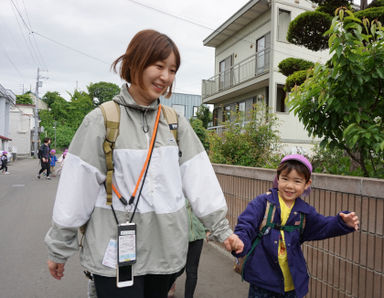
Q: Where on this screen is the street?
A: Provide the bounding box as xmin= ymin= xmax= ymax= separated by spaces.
xmin=0 ymin=159 xmax=248 ymax=298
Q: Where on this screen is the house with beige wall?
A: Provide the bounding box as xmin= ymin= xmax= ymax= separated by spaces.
xmin=202 ymin=0 xmax=329 ymax=153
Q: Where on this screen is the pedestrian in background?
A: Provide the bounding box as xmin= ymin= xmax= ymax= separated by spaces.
xmin=38 ymin=138 xmax=51 ymax=180
xmin=1 ymin=151 xmax=9 ymax=174
xmin=50 ymin=149 xmax=58 ymax=176
xmin=45 ymin=29 xmax=243 ymax=298
xmin=233 ymin=154 xmax=359 ymax=298
xmin=168 ymin=200 xmax=207 ymax=298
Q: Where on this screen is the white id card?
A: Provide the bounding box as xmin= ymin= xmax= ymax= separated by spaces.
xmin=117 ymin=222 xmax=137 ymax=265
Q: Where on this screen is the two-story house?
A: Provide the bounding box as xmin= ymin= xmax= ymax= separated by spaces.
xmin=9 ymin=93 xmax=48 ymax=158
xmin=202 ymin=0 xmax=329 ymax=153
xmin=0 ymin=83 xmax=16 ymax=152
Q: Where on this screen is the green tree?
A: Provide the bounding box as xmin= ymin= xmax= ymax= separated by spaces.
xmin=208 ymin=104 xmax=281 ymax=167
xmin=16 ymin=93 xmax=33 ymax=105
xmin=42 ymin=91 xmax=64 ymax=108
xmin=87 ymin=81 xmax=120 ymax=106
xmin=190 ymin=118 xmax=209 ymax=150
xmin=288 ymin=10 xmax=384 ymax=177
xmin=195 ymin=105 xmax=212 ymax=128
xmin=69 ymin=90 xmax=94 ymax=128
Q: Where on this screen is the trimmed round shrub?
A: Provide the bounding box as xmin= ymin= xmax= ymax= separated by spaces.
xmin=368 ymin=0 xmax=384 ymax=8
xmin=355 ymin=7 xmax=384 ymax=24
xmin=287 ymin=11 xmax=332 ymax=51
xmin=278 ymin=58 xmax=314 ymax=77
xmin=285 ymin=70 xmax=311 ymax=92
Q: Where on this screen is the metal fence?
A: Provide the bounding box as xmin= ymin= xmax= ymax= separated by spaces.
xmin=202 ymin=49 xmax=270 ymax=99
xmin=213 ymin=164 xmax=384 ymax=298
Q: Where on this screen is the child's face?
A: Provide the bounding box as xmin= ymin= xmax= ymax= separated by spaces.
xmin=130 ymin=52 xmax=177 ymax=105
xmin=278 ymin=169 xmax=311 ymax=205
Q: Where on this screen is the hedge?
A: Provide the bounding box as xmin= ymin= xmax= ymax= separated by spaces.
xmin=287 ymin=11 xmax=332 ymax=51
xmin=355 ymin=6 xmax=384 ymax=24
xmin=285 ymin=70 xmax=312 ymax=92
xmin=278 ymin=58 xmax=314 ymax=77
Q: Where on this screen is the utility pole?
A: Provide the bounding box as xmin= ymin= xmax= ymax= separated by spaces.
xmin=33 ymin=67 xmax=41 ymax=158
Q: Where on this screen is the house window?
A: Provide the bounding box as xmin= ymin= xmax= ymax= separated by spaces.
xmin=276 ymin=85 xmax=287 ymax=112
xmin=278 ymin=9 xmax=291 ymax=42
xmin=256 ymin=33 xmax=270 ymax=74
xmin=172 ymin=104 xmax=185 ymax=117
xmin=219 ymin=55 xmax=233 ymax=90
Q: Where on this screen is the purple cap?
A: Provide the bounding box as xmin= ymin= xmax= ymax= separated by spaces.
xmin=281 ymin=154 xmax=312 ymax=173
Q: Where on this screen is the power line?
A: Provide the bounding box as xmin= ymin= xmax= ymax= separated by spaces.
xmin=126 ymin=0 xmax=255 ymax=46
xmin=9 ymin=0 xmax=47 ymax=68
xmin=9 ymin=2 xmax=39 ymax=66
xmin=9 ymin=0 xmax=31 ymax=31
xmin=21 ymin=0 xmax=48 ymax=68
xmin=126 ymin=0 xmax=214 ymax=31
xmin=32 ymin=31 xmax=109 ymax=65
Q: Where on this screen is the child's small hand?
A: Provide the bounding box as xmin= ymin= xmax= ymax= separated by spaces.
xmin=223 ymin=234 xmax=244 ymax=254
xmin=339 ymin=212 xmax=359 ymax=231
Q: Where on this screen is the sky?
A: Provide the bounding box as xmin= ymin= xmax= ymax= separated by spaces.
xmin=0 ymin=0 xmax=250 ymax=100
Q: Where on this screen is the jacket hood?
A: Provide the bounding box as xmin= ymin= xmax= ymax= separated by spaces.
xmin=113 ymin=83 xmax=159 ymax=111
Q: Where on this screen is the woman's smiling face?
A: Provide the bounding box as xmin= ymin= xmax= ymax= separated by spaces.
xmin=129 ymin=52 xmax=177 ymax=106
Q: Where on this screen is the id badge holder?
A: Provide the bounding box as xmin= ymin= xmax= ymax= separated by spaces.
xmin=116 ymin=222 xmax=137 ymax=287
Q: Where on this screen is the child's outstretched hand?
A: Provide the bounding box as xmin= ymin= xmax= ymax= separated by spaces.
xmin=224 ymin=233 xmax=244 ymax=254
xmin=339 ymin=212 xmax=359 ymax=231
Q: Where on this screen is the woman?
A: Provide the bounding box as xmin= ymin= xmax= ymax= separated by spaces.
xmin=45 ymin=29 xmax=243 ymax=298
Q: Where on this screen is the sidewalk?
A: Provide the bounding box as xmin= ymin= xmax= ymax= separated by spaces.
xmin=174 ymin=242 xmax=249 ymax=298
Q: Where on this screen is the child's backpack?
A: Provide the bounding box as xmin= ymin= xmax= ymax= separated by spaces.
xmin=234 ymin=197 xmax=306 ymax=280
xmin=79 ymin=100 xmax=179 ymax=235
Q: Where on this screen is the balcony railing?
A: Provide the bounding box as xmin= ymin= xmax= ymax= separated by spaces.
xmin=202 ymin=49 xmax=270 ymax=99
xmin=0 ymin=83 xmax=16 ymax=104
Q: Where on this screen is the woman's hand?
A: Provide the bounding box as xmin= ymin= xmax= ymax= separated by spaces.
xmin=47 ymin=260 xmax=65 ymax=280
xmin=339 ymin=212 xmax=360 ymax=231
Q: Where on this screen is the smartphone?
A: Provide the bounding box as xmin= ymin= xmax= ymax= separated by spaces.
xmin=117 ymin=264 xmax=133 ymax=287
xmin=116 ymin=222 xmax=136 ymax=287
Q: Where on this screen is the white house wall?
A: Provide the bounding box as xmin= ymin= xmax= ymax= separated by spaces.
xmin=9 ymin=105 xmax=33 ymax=156
xmin=214 ymin=10 xmax=271 ymax=75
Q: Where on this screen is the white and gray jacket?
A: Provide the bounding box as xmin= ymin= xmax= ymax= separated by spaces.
xmin=45 ymin=84 xmax=232 ymax=277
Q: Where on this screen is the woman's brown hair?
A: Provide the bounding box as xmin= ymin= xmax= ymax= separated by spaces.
xmin=111 ymin=29 xmax=181 ymax=98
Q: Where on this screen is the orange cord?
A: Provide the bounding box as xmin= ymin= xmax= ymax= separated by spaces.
xmin=111 ymin=104 xmax=162 ymax=201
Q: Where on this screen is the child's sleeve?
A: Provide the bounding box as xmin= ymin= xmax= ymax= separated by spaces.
xmin=301 ymin=206 xmax=356 ymax=242
xmin=233 ymin=196 xmax=266 ymax=257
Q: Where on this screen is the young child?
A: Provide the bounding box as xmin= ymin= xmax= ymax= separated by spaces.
xmin=1 ymin=151 xmax=9 ymax=174
xmin=50 ymin=149 xmax=58 ymax=176
xmin=233 ymin=154 xmax=359 ymax=298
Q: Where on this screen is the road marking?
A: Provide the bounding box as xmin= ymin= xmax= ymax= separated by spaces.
xmin=12 ymin=184 xmax=25 ymax=187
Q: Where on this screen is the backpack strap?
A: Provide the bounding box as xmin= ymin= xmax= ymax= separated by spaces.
xmin=161 ymin=105 xmax=178 ymax=144
xmin=240 ymin=200 xmax=274 ymax=280
xmin=99 ymin=101 xmax=120 ymax=205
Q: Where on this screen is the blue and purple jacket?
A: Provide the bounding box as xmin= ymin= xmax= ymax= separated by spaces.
xmin=234 ymin=188 xmax=355 ymax=298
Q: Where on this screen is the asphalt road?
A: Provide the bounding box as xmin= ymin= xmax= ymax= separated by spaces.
xmin=0 ymin=159 xmax=249 ymax=298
